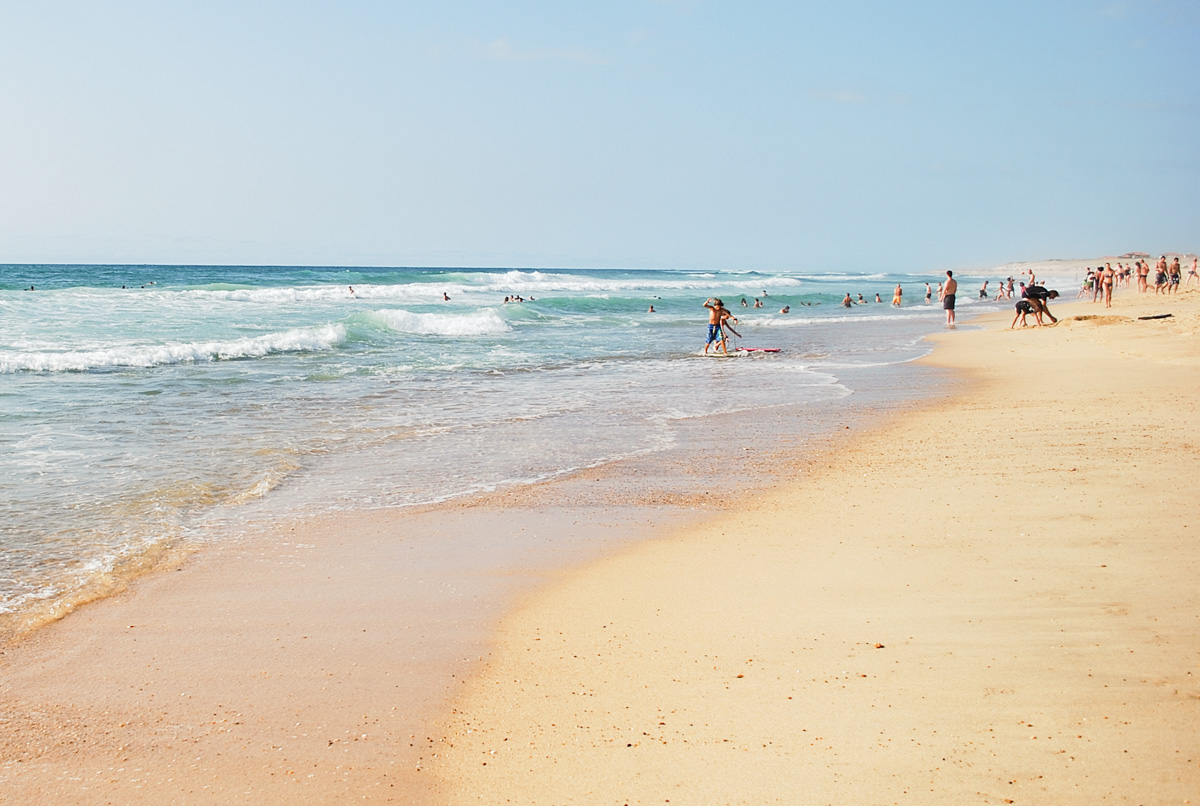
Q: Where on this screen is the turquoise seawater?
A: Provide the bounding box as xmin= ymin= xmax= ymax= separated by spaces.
xmin=0 ymin=264 xmax=987 ymax=624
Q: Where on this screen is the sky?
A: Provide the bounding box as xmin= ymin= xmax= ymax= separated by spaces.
xmin=0 ymin=0 xmax=1196 ymax=272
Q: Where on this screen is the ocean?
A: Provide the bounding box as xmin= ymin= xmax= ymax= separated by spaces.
xmin=0 ymin=264 xmax=993 ymax=634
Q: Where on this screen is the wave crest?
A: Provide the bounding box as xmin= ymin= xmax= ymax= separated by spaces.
xmin=368 ymin=308 xmax=510 ymax=336
xmin=0 ymin=324 xmax=345 ymax=373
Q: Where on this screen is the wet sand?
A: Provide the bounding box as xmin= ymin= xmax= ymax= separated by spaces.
xmin=432 ymin=288 xmax=1200 ymax=803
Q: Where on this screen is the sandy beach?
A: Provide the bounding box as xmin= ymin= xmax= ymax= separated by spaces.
xmin=3 ymin=282 xmax=1198 ymax=805
xmin=432 ymin=287 xmax=1200 ymax=803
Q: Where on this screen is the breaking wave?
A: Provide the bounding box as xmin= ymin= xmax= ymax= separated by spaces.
xmin=0 ymin=324 xmax=345 ymax=373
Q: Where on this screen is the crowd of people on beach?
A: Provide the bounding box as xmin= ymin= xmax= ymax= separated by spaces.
xmin=1076 ymin=256 xmax=1197 ymax=303
xmin=692 ymin=254 xmax=1195 ymax=351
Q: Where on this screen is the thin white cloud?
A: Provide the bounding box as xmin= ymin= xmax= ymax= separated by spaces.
xmin=485 ymin=38 xmax=607 ymax=65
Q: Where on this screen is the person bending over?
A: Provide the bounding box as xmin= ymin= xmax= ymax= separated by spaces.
xmin=1011 ymin=299 xmax=1037 ymax=328
xmin=1024 ymin=285 xmax=1059 ymax=324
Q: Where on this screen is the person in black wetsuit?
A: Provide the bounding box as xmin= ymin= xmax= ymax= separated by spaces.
xmin=1024 ymin=284 xmax=1059 ymax=324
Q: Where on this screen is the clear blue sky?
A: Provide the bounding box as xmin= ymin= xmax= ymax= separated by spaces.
xmin=1 ymin=1 xmax=1195 ymax=271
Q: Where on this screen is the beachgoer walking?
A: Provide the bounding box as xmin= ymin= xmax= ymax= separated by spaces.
xmin=1102 ymin=264 xmax=1116 ymax=308
xmin=979 ymin=280 xmax=989 ymax=300
xmin=1154 ymin=258 xmax=1168 ymax=294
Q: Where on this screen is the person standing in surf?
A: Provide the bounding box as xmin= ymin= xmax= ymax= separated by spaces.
xmin=703 ymin=298 xmax=738 ymax=355
xmin=940 ymin=270 xmax=958 ymax=326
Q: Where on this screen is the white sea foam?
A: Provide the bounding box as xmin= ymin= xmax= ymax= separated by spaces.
xmin=466 ymin=270 xmax=806 ymax=295
xmin=795 ymin=273 xmax=888 ymax=282
xmin=754 ymin=311 xmax=944 ymax=326
xmin=177 ymin=286 xmax=377 ymax=304
xmin=368 ymin=308 xmax=511 ymax=336
xmin=0 ymin=324 xmax=345 ymax=373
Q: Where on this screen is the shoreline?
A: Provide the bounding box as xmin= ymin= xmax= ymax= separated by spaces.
xmin=431 ymin=289 xmax=1200 ymax=802
xmin=0 ymin=263 xmax=954 ymax=645
xmin=0 ymin=321 xmax=951 ymax=803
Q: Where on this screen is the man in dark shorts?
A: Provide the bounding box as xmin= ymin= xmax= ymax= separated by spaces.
xmin=1011 ymin=299 xmax=1037 ymax=328
xmin=939 ymin=270 xmax=957 ymax=326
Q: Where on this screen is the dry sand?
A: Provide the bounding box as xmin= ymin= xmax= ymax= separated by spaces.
xmin=433 ymin=289 xmax=1200 ymax=804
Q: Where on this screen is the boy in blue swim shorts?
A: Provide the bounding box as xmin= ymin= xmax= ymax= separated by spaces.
xmin=703 ymin=298 xmax=737 ymax=354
